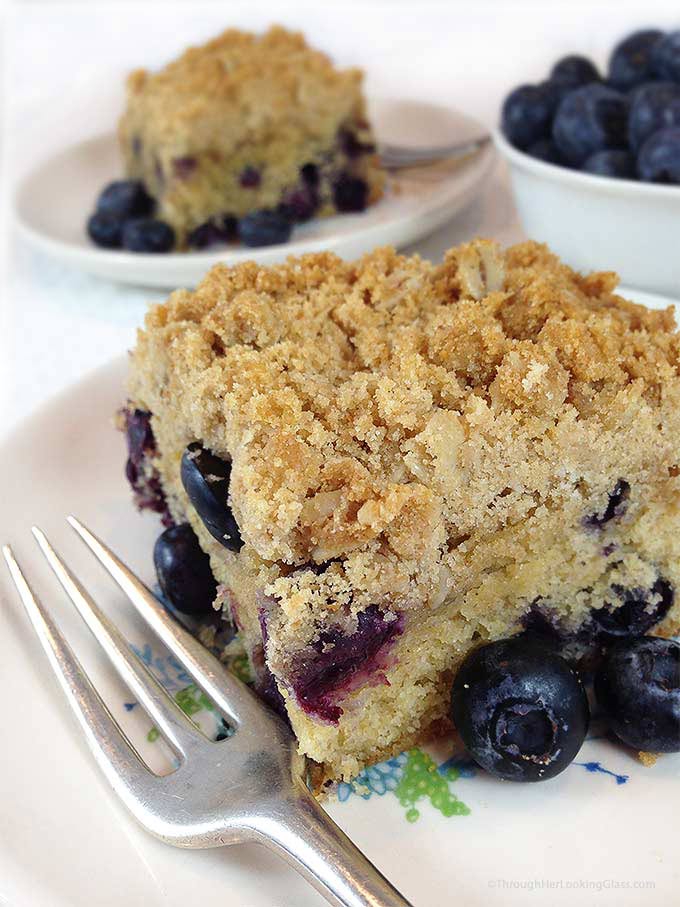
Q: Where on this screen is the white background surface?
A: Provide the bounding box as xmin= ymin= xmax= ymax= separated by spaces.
xmin=1 ymin=0 xmax=679 ymax=431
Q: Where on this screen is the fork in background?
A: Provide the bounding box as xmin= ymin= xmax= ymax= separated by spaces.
xmin=2 ymin=517 xmax=413 ymax=907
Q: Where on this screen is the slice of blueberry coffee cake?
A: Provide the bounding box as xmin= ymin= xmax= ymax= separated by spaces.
xmin=114 ymin=26 xmax=384 ymax=250
xmin=123 ymin=239 xmax=680 ymax=784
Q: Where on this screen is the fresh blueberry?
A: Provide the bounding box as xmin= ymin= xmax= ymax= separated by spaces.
xmin=96 ymin=180 xmax=154 ymax=220
xmin=637 ymin=126 xmax=680 ymax=183
xmin=501 ymin=82 xmax=559 ymax=150
xmin=589 ymin=577 xmax=674 ymax=640
xmin=121 ymin=219 xmax=175 ymax=253
xmin=87 ymin=212 xmax=123 ymax=248
xmin=451 ymin=638 xmax=589 ymax=781
xmin=552 ymin=83 xmax=628 ymax=166
xmin=582 ymin=149 xmax=636 ymax=178
xmin=180 ymin=442 xmax=243 ymax=551
xmin=526 ymin=138 xmax=564 ymax=164
xmin=608 ymin=29 xmax=665 ymax=90
xmin=595 ymin=637 xmax=680 ymax=752
xmin=628 ymin=82 xmax=680 ymax=151
xmin=279 ymin=184 xmax=319 ymax=222
xmin=289 ymin=606 xmax=404 ymax=722
xmin=650 ymin=30 xmax=680 ymax=82
xmin=551 ymin=55 xmax=600 ymax=90
xmin=585 ymin=479 xmax=631 ymax=528
xmin=300 ymin=163 xmax=320 ymax=186
xmin=187 ymin=215 xmax=238 ymax=249
xmin=237 ymin=209 xmax=292 ymax=247
xmin=153 ymin=523 xmax=217 ymax=616
xmin=333 ymin=174 xmax=368 ymax=212
xmin=239 ymin=166 xmax=262 ymax=188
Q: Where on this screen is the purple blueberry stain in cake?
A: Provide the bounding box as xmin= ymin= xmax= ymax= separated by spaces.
xmin=279 ymin=183 xmax=319 ymax=222
xmin=122 ymin=407 xmax=173 ymax=526
xmin=338 ymin=127 xmax=376 ymax=158
xmin=172 ymin=156 xmax=198 ymax=180
xmin=288 ymin=605 xmax=405 ymax=723
xmin=333 ymin=173 xmax=368 ymax=212
xmin=239 ymin=165 xmax=261 ymax=188
xmin=585 ymin=479 xmax=630 ymax=528
xmin=588 ymin=576 xmax=674 ymax=640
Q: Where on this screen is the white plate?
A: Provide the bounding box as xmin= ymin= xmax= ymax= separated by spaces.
xmin=14 ymin=99 xmax=494 ymax=289
xmin=1 ymin=287 xmax=679 ymax=907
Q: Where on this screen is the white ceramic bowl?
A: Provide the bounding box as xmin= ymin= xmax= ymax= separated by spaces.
xmin=494 ymin=129 xmax=680 ymax=299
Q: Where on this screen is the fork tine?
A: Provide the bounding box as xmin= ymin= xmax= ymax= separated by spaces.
xmin=2 ymin=544 xmax=153 ymax=810
xmin=67 ymin=516 xmax=267 ymax=729
xmin=31 ymin=527 xmax=200 ymax=755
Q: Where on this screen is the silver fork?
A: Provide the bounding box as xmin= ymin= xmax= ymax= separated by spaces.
xmin=2 ymin=517 xmax=413 ymax=907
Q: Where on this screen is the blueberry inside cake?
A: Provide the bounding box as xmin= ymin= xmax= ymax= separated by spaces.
xmin=123 ymin=239 xmax=680 ymax=782
xmin=117 ymin=26 xmax=385 ymax=249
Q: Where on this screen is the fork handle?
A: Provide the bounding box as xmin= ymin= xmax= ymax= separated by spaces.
xmin=253 ymin=789 xmax=414 ymax=907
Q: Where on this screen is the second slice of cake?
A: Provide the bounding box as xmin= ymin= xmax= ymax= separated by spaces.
xmin=124 ymin=240 xmax=680 ymax=783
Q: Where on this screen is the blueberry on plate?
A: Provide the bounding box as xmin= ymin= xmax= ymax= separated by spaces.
xmin=608 ymin=29 xmax=664 ymax=90
xmin=628 ymin=82 xmax=680 ymax=151
xmin=153 ymin=523 xmax=217 ymax=616
xmin=501 ymin=82 xmax=559 ymax=150
xmin=550 ymin=55 xmax=600 ymax=90
xmin=552 ymin=83 xmax=629 ymax=166
xmin=237 ymin=209 xmax=292 ymax=247
xmin=650 ymin=30 xmax=680 ymax=83
xmin=451 ymin=638 xmax=589 ymax=781
xmin=279 ymin=183 xmax=319 ymax=222
xmin=180 ymin=442 xmax=243 ymax=551
xmin=637 ymin=126 xmax=680 ymax=183
xmin=96 ymin=179 xmax=154 ymax=220
xmin=595 ymin=637 xmax=680 ymax=752
xmin=187 ymin=214 xmax=238 ymax=249
xmin=87 ymin=212 xmax=124 ymax=248
xmin=121 ymin=218 xmax=175 ymax=252
xmin=582 ymin=149 xmax=636 ymax=179
xmin=333 ymin=174 xmax=369 ymax=212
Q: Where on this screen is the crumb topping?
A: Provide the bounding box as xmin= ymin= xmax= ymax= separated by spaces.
xmin=130 ymin=239 xmax=680 ymax=622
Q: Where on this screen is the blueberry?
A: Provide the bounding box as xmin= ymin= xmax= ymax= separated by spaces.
xmin=279 ymin=184 xmax=319 ymax=222
xmin=96 ymin=180 xmax=154 ymax=220
xmin=180 ymin=442 xmax=243 ymax=551
xmin=300 ymin=163 xmax=320 ymax=186
xmin=338 ymin=128 xmax=376 ymax=158
xmin=526 ymin=138 xmax=564 ymax=164
xmin=187 ymin=214 xmax=237 ymax=249
xmin=289 ymin=606 xmax=404 ymax=722
xmin=582 ymin=149 xmax=636 ymax=179
xmin=333 ymin=174 xmax=368 ymax=212
xmin=451 ymin=638 xmax=589 ymax=781
xmin=650 ymin=30 xmax=680 ymax=82
xmin=551 ymin=55 xmax=600 ymax=90
xmin=123 ymin=408 xmax=172 ymax=524
xmin=585 ymin=479 xmax=630 ymax=528
xmin=87 ymin=212 xmax=123 ymax=248
xmin=153 ymin=523 xmax=217 ymax=616
xmin=628 ymin=82 xmax=680 ymax=151
xmin=595 ymin=637 xmax=680 ymax=752
xmin=637 ymin=126 xmax=680 ymax=183
xmin=589 ymin=578 xmax=674 ymax=640
xmin=501 ymin=83 xmax=559 ymax=150
xmin=237 ymin=210 xmax=292 ymax=247
xmin=608 ymin=29 xmax=665 ymax=90
xmin=121 ymin=219 xmax=175 ymax=253
xmin=239 ymin=166 xmax=261 ymax=188
xmin=552 ymin=83 xmax=628 ymax=166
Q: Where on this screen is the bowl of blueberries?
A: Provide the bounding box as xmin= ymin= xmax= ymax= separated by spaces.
xmin=495 ymin=28 xmax=680 ymax=297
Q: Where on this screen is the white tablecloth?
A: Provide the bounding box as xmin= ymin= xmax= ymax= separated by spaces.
xmin=3 ymin=0 xmax=678 ymax=436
